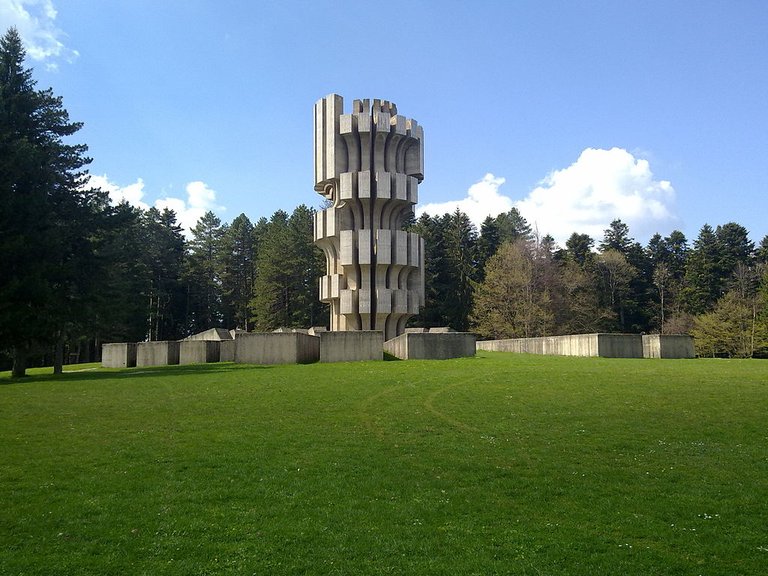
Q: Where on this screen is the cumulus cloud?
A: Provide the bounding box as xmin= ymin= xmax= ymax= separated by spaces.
xmin=418 ymin=173 xmax=512 ymax=227
xmin=89 ymin=174 xmax=149 ymax=210
xmin=0 ymin=0 xmax=79 ymax=69
xmin=155 ymin=181 xmax=225 ymax=235
xmin=88 ymin=175 xmax=225 ymax=236
xmin=419 ymin=148 xmax=677 ymax=244
xmin=516 ymin=148 xmax=677 ymax=244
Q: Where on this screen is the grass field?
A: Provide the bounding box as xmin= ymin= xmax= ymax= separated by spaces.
xmin=1 ymin=352 xmax=767 ymax=575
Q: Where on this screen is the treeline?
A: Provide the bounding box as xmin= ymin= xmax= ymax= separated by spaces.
xmin=97 ymin=204 xmax=326 ymax=343
xmin=3 ymin=25 xmax=768 ymax=375
xmin=410 ymin=209 xmax=768 ymax=358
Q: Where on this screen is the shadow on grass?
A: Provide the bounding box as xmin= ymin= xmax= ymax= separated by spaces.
xmin=0 ymin=362 xmax=272 ymax=385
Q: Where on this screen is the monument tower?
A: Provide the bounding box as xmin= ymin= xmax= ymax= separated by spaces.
xmin=313 ymin=94 xmax=425 ymax=340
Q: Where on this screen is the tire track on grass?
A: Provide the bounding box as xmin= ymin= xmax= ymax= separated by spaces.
xmin=423 ymin=376 xmax=485 ymax=434
xmin=357 ymin=383 xmax=411 ymax=440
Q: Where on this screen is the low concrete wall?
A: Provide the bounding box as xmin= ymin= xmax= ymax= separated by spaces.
xmin=319 ymin=331 xmax=384 ymax=362
xmin=477 ymin=335 xmax=599 ymax=356
xmin=477 ymin=334 xmax=643 ymax=358
xmin=219 ymin=340 xmax=236 ymax=362
xmin=102 ymin=343 xmax=137 ymax=368
xmin=234 ymin=332 xmax=319 ymax=365
xmin=642 ymin=334 xmax=695 ymax=358
xmin=136 ymin=341 xmax=180 ymax=367
xmin=179 ymin=340 xmax=220 ymax=365
xmin=598 ymin=334 xmax=643 ymax=358
xmin=384 ymin=332 xmax=476 ymax=360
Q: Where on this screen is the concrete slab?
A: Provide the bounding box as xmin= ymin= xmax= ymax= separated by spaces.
xmin=319 ymin=331 xmax=384 ymax=362
xmin=642 ymin=334 xmax=695 ymax=358
xmin=219 ymin=340 xmax=236 ymax=362
xmin=476 ymin=334 xmax=644 ymax=358
xmin=136 ymin=341 xmax=180 ymax=367
xmin=179 ymin=340 xmax=220 ymax=364
xmin=102 ymin=343 xmax=137 ymax=368
xmin=234 ymin=332 xmax=319 ymax=365
xmin=384 ymin=332 xmax=476 ymax=360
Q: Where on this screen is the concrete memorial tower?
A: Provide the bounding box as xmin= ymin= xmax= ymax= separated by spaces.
xmin=313 ymin=94 xmax=425 ymax=340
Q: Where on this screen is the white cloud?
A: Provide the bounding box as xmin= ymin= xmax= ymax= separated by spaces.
xmin=516 ymin=148 xmax=677 ymax=244
xmin=89 ymin=174 xmax=149 ymax=210
xmin=418 ymin=173 xmax=512 ymax=228
xmin=88 ymin=175 xmax=225 ymax=236
xmin=419 ymin=148 xmax=677 ymax=244
xmin=0 ymin=0 xmax=79 ymax=69
xmin=155 ymin=181 xmax=225 ymax=236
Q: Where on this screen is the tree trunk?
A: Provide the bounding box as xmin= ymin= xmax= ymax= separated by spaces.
xmin=53 ymin=337 xmax=64 ymax=375
xmin=12 ymin=345 xmax=28 ymax=378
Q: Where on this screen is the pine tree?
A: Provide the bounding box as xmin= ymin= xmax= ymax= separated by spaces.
xmin=143 ymin=208 xmax=185 ymax=340
xmin=683 ymin=224 xmax=722 ymax=314
xmin=564 ymin=232 xmax=595 ymax=267
xmin=408 ymin=213 xmax=450 ymax=328
xmin=95 ymin=202 xmax=152 ymax=343
xmin=185 ymin=211 xmax=225 ymax=333
xmin=220 ymin=213 xmax=255 ymax=330
xmin=443 ymin=209 xmax=478 ymax=331
xmin=0 ymin=28 xmax=106 ymax=376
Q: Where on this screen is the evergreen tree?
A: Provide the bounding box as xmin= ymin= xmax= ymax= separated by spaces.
xmin=599 ymin=219 xmax=633 ymax=254
xmin=476 ymin=215 xmax=501 ymax=278
xmin=756 ymin=235 xmax=768 ymax=265
xmin=184 ymin=211 xmax=225 ymax=333
xmin=0 ymin=28 xmax=106 ymax=376
xmin=95 ymin=202 xmax=152 ymax=343
xmin=287 ymin=204 xmax=326 ymax=327
xmin=564 ymin=232 xmax=595 ymax=267
xmin=143 ymin=207 xmax=186 ymax=340
xmin=715 ymin=222 xmax=755 ymax=281
xmin=250 ymin=206 xmax=324 ymax=330
xmin=683 ymin=224 xmax=723 ymax=314
xmin=496 ymin=208 xmax=532 ymax=244
xmin=443 ymin=209 xmax=478 ymax=331
xmin=408 ymin=213 xmax=450 ymax=328
xmin=220 ymin=213 xmax=256 ymax=330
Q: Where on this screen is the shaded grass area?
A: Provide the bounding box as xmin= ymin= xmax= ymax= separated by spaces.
xmin=1 ymin=354 xmax=767 ymax=575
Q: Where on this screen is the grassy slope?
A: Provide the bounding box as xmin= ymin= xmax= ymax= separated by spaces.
xmin=1 ymin=353 xmax=767 ymax=575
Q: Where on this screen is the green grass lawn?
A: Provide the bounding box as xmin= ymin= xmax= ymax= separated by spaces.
xmin=1 ymin=353 xmax=767 ymax=575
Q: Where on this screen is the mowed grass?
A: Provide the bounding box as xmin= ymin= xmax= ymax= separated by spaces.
xmin=1 ymin=353 xmax=767 ymax=575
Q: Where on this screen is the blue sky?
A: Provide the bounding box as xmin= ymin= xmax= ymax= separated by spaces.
xmin=3 ymin=0 xmax=767 ymax=245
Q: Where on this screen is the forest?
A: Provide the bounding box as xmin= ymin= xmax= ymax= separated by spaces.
xmin=2 ymin=26 xmax=767 ymax=375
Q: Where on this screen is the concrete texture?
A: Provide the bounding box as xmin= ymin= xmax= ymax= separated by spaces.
xmin=234 ymin=332 xmax=320 ymax=365
xmin=476 ymin=334 xmax=644 ymax=358
xmin=179 ymin=340 xmax=220 ymax=364
xmin=183 ymin=328 xmax=233 ymax=341
xmin=319 ymin=331 xmax=384 ymax=363
xmin=642 ymin=334 xmax=695 ymax=358
xmin=384 ymin=332 xmax=476 ymax=360
xmin=136 ymin=341 xmax=180 ymax=366
xmin=314 ymin=94 xmax=425 ymax=340
xmin=101 ymin=343 xmax=137 ymax=368
xmin=219 ymin=340 xmax=236 ymax=362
